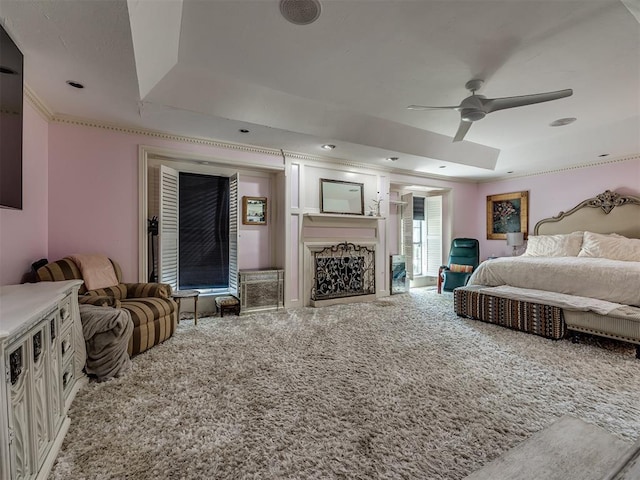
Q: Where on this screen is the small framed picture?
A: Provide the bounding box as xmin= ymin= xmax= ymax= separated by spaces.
xmin=242 ymin=196 xmax=267 ymax=225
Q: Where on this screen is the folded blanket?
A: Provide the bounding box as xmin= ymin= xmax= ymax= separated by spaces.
xmin=70 ymin=253 xmax=118 ymax=291
xmin=79 ymin=304 xmax=133 ymax=381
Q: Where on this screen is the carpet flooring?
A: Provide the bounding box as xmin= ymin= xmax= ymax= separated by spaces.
xmin=49 ymin=289 xmax=640 ymax=479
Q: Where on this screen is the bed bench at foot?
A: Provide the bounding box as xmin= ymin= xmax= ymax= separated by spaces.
xmin=454 ymin=286 xmax=566 ymax=340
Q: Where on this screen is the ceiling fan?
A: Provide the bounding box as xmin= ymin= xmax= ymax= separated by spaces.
xmin=407 ymin=79 xmax=573 ymax=142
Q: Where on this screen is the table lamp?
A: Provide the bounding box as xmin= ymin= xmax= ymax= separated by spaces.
xmin=506 ymin=232 xmax=524 ymax=256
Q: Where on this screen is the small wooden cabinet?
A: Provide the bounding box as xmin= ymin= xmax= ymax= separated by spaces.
xmin=0 ymin=280 xmax=86 ymax=480
xmin=238 ymin=269 xmax=284 ymax=314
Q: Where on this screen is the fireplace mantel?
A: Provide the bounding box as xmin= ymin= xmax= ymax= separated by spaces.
xmin=303 ymin=213 xmax=384 ymax=224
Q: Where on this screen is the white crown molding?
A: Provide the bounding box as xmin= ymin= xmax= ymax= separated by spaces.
xmin=41 ymin=113 xmax=637 ymax=185
xmin=479 ymin=153 xmax=640 ymax=183
xmin=24 ymin=84 xmax=53 ymax=121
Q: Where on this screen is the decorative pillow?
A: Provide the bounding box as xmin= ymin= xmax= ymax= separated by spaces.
xmin=578 ymin=231 xmax=640 ymax=262
xmin=449 ymin=263 xmax=473 ymax=273
xmin=521 ymin=232 xmax=583 ymax=257
xmin=69 ymin=253 xmax=119 ymax=290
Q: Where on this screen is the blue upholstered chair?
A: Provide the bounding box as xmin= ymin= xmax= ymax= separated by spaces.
xmin=438 ymin=238 xmax=480 ymax=293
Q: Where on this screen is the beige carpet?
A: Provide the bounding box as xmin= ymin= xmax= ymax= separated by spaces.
xmin=50 ymin=289 xmax=640 ymax=479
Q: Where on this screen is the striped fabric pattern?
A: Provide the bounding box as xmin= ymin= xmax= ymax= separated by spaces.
xmin=121 ymin=298 xmax=176 ymax=356
xmin=454 ymin=288 xmax=566 ymax=340
xmin=37 ymin=257 xmax=178 ymax=356
xmin=78 ymin=295 xmax=122 ymax=308
xmin=85 ymin=284 xmax=127 ymax=299
xmin=36 ymin=258 xmax=89 ymax=294
xmin=126 ymin=282 xmax=172 ymax=299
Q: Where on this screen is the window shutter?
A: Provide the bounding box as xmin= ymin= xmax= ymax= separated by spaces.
xmin=413 ymin=196 xmax=425 ymax=221
xmin=425 ymin=196 xmax=442 ymax=276
xmin=228 ymin=173 xmax=239 ymax=295
xmin=401 ymin=192 xmax=414 ymax=280
xmin=159 ymin=165 xmax=179 ymax=291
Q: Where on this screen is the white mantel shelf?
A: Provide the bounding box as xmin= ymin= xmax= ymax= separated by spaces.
xmin=303 ymin=213 xmax=385 ymax=222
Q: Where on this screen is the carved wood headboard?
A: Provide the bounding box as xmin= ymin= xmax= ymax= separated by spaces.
xmin=534 ymin=190 xmax=640 ymax=239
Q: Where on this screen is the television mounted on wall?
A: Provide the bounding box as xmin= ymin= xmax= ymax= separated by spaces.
xmin=0 ymin=24 xmax=23 ymax=210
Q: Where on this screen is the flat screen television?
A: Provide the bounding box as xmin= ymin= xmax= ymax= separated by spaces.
xmin=0 ymin=24 xmax=23 ymax=210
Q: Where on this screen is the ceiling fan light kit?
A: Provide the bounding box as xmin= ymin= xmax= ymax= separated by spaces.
xmin=408 ymin=78 xmax=573 ymax=142
xmin=279 ymin=0 xmax=321 ymax=25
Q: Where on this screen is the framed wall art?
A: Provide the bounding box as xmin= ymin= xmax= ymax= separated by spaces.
xmin=486 ymin=191 xmax=528 ymax=240
xmin=242 ymin=196 xmax=267 ymax=225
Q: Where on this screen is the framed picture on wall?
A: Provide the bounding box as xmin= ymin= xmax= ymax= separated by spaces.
xmin=486 ymin=191 xmax=528 ymax=240
xmin=242 ymin=196 xmax=267 ymax=225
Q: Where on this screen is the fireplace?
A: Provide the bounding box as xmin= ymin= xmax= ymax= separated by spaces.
xmin=301 ymin=213 xmax=383 ymax=307
xmin=310 ymin=242 xmax=375 ymax=304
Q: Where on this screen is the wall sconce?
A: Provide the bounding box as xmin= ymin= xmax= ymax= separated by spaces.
xmin=506 ymin=232 xmax=524 ymax=256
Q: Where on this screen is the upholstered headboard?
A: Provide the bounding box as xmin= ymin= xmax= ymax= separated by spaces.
xmin=534 ymin=190 xmax=640 ymax=238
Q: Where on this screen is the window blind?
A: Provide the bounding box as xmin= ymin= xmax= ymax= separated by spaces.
xmin=413 ymin=196 xmax=425 ymax=221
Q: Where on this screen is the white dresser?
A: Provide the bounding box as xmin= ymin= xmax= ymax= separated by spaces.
xmin=0 ymin=280 xmax=86 ymax=480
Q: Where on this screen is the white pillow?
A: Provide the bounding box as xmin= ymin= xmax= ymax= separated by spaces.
xmin=578 ymin=231 xmax=640 ymax=262
xmin=522 ymin=232 xmax=584 ymax=257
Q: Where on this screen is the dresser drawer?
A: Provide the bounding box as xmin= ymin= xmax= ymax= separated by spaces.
xmin=60 ymin=328 xmax=75 ymax=366
xmin=62 ymin=360 xmax=75 ymax=397
xmin=58 ymin=294 xmax=72 ymax=329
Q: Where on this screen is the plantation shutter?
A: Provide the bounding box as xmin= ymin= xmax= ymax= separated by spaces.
xmin=228 ymin=173 xmax=239 ymax=295
xmin=401 ymin=192 xmax=414 ymax=281
xmin=425 ymin=195 xmax=443 ymax=276
xmin=159 ymin=165 xmax=178 ymax=291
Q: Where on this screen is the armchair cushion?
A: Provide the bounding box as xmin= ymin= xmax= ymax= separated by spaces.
xmin=125 ymin=282 xmax=172 ymax=299
xmin=449 ymin=263 xmax=474 ymax=273
xmin=85 ymin=283 xmax=127 ymax=300
xmin=79 ymin=295 xmax=122 ymax=308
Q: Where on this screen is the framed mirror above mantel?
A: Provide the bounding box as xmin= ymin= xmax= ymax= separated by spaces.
xmin=320 ymin=178 xmax=365 ymax=215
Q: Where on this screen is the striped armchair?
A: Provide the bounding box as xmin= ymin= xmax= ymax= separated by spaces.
xmin=37 ymin=257 xmax=177 ymax=356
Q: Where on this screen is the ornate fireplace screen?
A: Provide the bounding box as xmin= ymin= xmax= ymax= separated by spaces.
xmin=311 ymin=242 xmax=375 ymax=301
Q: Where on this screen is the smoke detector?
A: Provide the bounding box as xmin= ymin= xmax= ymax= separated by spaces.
xmin=279 ymin=0 xmax=321 ymax=25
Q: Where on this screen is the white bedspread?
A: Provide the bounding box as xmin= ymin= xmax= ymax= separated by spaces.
xmin=467 ymin=257 xmax=640 ymax=307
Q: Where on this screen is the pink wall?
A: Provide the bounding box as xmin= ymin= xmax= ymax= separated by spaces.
xmin=48 ymin=122 xmax=282 ymax=281
xmin=239 ymin=175 xmax=273 ymax=269
xmin=0 ymin=103 xmax=49 ymax=285
xmin=476 ymin=159 xmax=640 ymax=259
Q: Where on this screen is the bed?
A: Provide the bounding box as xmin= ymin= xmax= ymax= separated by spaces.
xmin=454 ymin=190 xmax=640 ymax=358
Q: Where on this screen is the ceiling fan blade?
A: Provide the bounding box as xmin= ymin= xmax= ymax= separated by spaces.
xmin=453 ymin=120 xmax=473 ymax=142
xmin=482 ymin=89 xmax=573 ymax=113
xmin=407 ymin=104 xmax=460 ymax=111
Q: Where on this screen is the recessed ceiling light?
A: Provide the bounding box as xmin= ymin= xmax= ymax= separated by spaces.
xmin=321 ymin=144 xmax=336 ymax=150
xmin=549 ymin=117 xmax=576 ymax=127
xmin=239 ymin=129 xmax=250 ymax=133
xmin=598 ymin=153 xmax=610 ymax=157
xmin=66 ymin=80 xmax=84 ymax=89
xmin=386 ymin=156 xmax=399 ymax=161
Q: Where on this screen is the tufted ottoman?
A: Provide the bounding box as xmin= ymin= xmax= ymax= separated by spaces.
xmin=215 ymin=295 xmax=240 ymax=317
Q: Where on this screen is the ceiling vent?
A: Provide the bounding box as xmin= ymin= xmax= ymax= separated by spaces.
xmin=279 ymin=0 xmax=321 ymax=25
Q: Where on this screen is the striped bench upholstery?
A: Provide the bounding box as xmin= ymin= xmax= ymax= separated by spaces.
xmin=454 ymin=287 xmax=566 ymax=340
xmin=37 ymin=257 xmax=177 ymax=356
